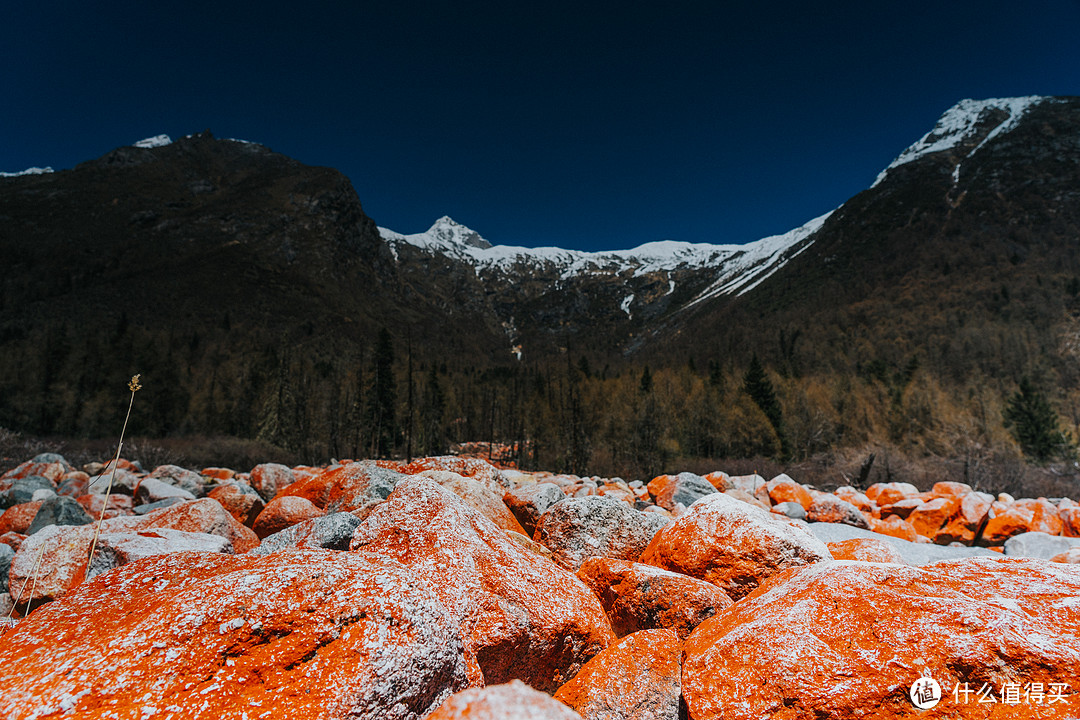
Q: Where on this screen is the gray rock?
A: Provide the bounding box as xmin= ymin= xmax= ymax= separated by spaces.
xmin=25 ymin=496 xmax=94 ymax=535
xmin=773 ymin=501 xmax=807 ymax=520
xmin=85 ymin=469 xmax=139 ymax=496
xmin=0 ymin=543 xmax=13 ymax=590
xmin=87 ymin=528 xmax=233 ymax=580
xmin=249 ymin=462 xmax=296 ymax=502
xmin=534 ymin=495 xmax=666 ymax=570
xmin=251 ymin=512 xmax=362 ymax=555
xmin=0 ymin=592 xmax=11 ymax=619
xmin=1004 ymin=531 xmax=1080 ymax=560
xmin=147 ymin=464 xmax=205 ymax=496
xmin=30 ymin=488 xmax=58 ymax=502
xmin=135 ymin=477 xmax=197 ymax=505
xmin=503 ymin=482 xmax=566 ymax=537
xmin=32 ymin=452 xmax=70 ymax=467
xmin=133 ymin=497 xmax=189 ymax=514
xmin=1 ymin=476 xmax=55 ymax=509
xmin=807 ymin=495 xmax=870 ymax=529
xmin=806 ymin=522 xmax=999 ymax=565
xmin=652 ymin=472 xmax=716 ymax=511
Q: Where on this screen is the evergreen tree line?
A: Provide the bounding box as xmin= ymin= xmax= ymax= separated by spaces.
xmin=1 ymin=318 xmax=1076 ymax=481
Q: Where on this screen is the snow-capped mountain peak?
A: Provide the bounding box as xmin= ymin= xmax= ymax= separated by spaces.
xmin=0 ymin=166 xmax=54 ymax=178
xmin=427 ymin=216 xmax=493 ymax=250
xmin=873 ymin=96 xmax=1050 ymax=187
xmin=133 ymin=134 xmax=173 ymax=149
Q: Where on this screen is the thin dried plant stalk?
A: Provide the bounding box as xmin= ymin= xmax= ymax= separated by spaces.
xmin=86 ymin=375 xmax=142 ymax=572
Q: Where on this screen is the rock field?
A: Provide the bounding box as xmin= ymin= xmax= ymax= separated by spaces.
xmin=1 ymin=453 xmax=1078 ymax=719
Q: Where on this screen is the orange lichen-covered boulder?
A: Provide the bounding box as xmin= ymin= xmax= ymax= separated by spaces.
xmin=0 ymin=459 xmax=69 ymax=485
xmin=827 ymin=537 xmax=906 ymax=563
xmin=1052 ymin=547 xmax=1080 ymax=563
xmin=554 ymin=629 xmax=682 ymax=720
xmin=0 ymin=550 xmax=470 ymax=719
xmin=350 ymin=477 xmax=614 ymax=691
xmin=142 ymin=498 xmax=260 ymax=553
xmin=279 ymin=460 xmax=404 ymax=514
xmin=428 ymin=680 xmax=584 ymax=720
xmin=870 ymin=515 xmax=919 ymax=542
xmin=682 ymin=558 xmax=1080 ymax=720
xmin=1062 ymin=506 xmax=1080 ymax=538
xmin=207 ymin=482 xmax=265 ymax=526
xmin=383 ymin=455 xmax=509 ymax=492
xmin=248 ymin=462 xmax=295 ymax=502
xmin=765 ymin=475 xmax=814 ymax=510
xmin=503 ymin=482 xmax=566 ymax=537
xmin=646 ymin=472 xmax=717 ymax=511
xmin=980 ymin=501 xmax=1036 ymax=546
xmin=806 ymin=495 xmax=870 ymax=528
xmin=418 ymin=470 xmax=526 ymax=535
xmin=907 ymin=496 xmax=959 ymax=540
xmin=576 ymin=557 xmax=732 ymax=639
xmin=251 ymin=495 xmax=323 ymax=539
xmin=0 ymin=501 xmax=42 ymax=535
xmin=1015 ymin=497 xmax=1065 ymax=536
xmin=640 ymin=493 xmax=831 ymax=601
xmin=865 ymin=481 xmax=920 ymax=506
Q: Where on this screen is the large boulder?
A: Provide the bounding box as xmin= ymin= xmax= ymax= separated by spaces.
xmin=640 ymin=493 xmax=831 ymax=600
xmin=826 ymin=537 xmax=905 ymax=563
xmin=576 ymin=557 xmax=732 ymax=639
xmin=207 ymin=482 xmax=265 ymax=526
xmin=865 ymin=481 xmax=920 ymax=506
xmin=249 ymin=462 xmax=295 ymax=502
xmin=350 ymin=477 xmax=614 ymax=691
xmin=419 ymin=470 xmax=526 ymax=534
xmin=807 ymin=522 xmax=998 ymax=565
xmin=279 ymin=460 xmax=404 ymax=514
xmin=765 ymin=474 xmax=814 ymax=510
xmin=384 ymin=456 xmax=509 ymax=492
xmin=646 ymin=472 xmax=716 ymax=511
xmin=682 ymin=558 xmax=1080 ymax=719
xmin=503 ymin=482 xmax=566 ymax=537
xmin=1004 ymin=531 xmax=1080 ymax=560
xmin=0 ymin=550 xmax=469 ymax=719
xmin=805 ymin=495 xmax=870 ymax=529
xmin=24 ymin=495 xmax=94 ymax=534
xmin=86 ymin=528 xmax=232 ymax=579
xmin=146 ymin=464 xmax=205 ymax=496
xmin=554 ymin=629 xmax=682 ymax=720
xmin=133 ymin=477 xmax=197 ymax=505
xmin=252 ymin=495 xmax=324 ymax=539
xmin=0 ymin=476 xmax=55 ymax=509
xmin=428 ymin=680 xmax=583 ymax=720
xmin=534 ymin=495 xmax=669 ymax=571
xmin=0 ymin=502 xmax=42 ymax=535
xmin=251 ymin=512 xmax=362 ymax=555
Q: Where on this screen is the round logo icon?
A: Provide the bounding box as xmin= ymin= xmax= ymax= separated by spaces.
xmin=910 ymin=675 xmax=942 ymax=709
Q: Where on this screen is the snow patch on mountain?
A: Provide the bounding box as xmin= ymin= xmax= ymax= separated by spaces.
xmin=379 ymin=214 xmax=827 ymax=288
xmin=872 ymin=96 xmax=1049 ymax=187
xmin=0 ymin=166 xmax=54 ymax=178
xmin=133 ymin=135 xmax=173 ymax=149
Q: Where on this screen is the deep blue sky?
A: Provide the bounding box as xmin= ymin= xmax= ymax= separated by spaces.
xmin=3 ymin=1 xmax=1079 ymax=250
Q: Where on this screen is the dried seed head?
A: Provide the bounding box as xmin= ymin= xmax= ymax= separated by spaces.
xmin=128 ymin=374 xmax=142 ymax=393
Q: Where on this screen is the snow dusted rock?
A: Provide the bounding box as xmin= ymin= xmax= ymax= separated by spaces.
xmin=251 ymin=512 xmax=362 ymax=555
xmin=640 ymin=493 xmax=831 ymax=601
xmin=765 ymin=475 xmax=814 ymax=510
xmin=252 ymin=495 xmax=323 ymax=539
xmin=249 ymin=462 xmax=295 ymax=501
xmin=865 ymin=481 xmax=920 ymax=506
xmin=576 ymin=557 xmax=732 ymax=639
xmin=207 ymin=481 xmax=265 ymax=526
xmin=646 ymin=472 xmax=716 ymax=511
xmin=142 ymin=498 xmax=259 ymax=552
xmin=419 ymin=470 xmax=526 ymax=534
xmin=1016 ymin=497 xmax=1066 ymax=535
xmin=807 ymin=522 xmax=998 ymax=565
xmin=826 ymin=537 xmax=906 ymax=563
xmin=428 ymin=680 xmax=584 ymax=720
xmin=350 ymin=477 xmax=614 ymax=691
xmin=134 ymin=476 xmax=197 ymax=505
xmin=503 ymin=482 xmax=566 ymax=536
xmin=280 ymin=460 xmax=404 ymax=514
xmin=682 ymin=558 xmax=1080 ymax=720
xmin=805 ymin=494 xmax=870 ymax=528
xmin=147 ymin=464 xmax=205 ymax=496
xmin=534 ymin=495 xmax=669 ymax=571
xmin=24 ymin=495 xmax=94 ymax=534
xmin=1004 ymin=531 xmax=1080 ymax=560
xmin=86 ymin=528 xmax=232 ymax=579
xmin=554 ymin=629 xmax=682 ymax=720
xmin=0 ymin=501 xmax=42 ymax=535
xmin=0 ymin=550 xmax=470 ymax=720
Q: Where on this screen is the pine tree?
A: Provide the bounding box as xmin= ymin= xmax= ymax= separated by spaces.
xmin=743 ymin=355 xmax=787 ymax=457
xmin=1003 ymin=377 xmax=1070 ymax=462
